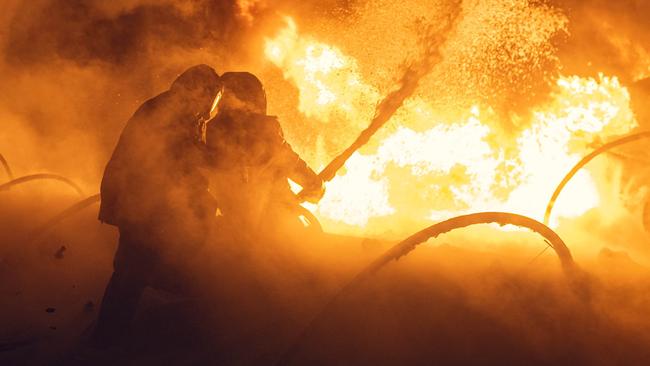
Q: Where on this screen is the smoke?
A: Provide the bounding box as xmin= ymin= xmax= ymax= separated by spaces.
xmin=4 ymin=0 xmax=237 ymax=67
xmin=281 ymin=243 xmax=650 ymax=365
xmin=0 ymin=0 xmax=264 ymax=188
xmin=551 ymin=0 xmax=650 ymax=83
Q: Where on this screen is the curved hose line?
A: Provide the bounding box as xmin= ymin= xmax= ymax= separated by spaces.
xmin=353 ymin=212 xmax=574 ymax=275
xmin=0 ymin=153 xmax=13 ymax=180
xmin=296 ymin=205 xmax=323 ymax=232
xmin=0 ymin=174 xmax=85 ymax=196
xmin=32 ymin=193 xmax=323 ymax=247
xmin=32 ymin=193 xmax=100 ymax=241
xmin=277 ymin=212 xmax=576 ymax=365
xmin=544 ymin=131 xmax=650 ymax=225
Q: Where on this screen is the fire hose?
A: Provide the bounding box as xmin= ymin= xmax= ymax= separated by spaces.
xmin=297 ymin=5 xmax=461 ymax=199
xmin=32 ymin=193 xmax=100 ymax=241
xmin=276 ymin=212 xmax=580 ymax=365
xmin=544 ymin=131 xmax=650 ymax=226
xmin=296 ymin=205 xmax=323 ymax=232
xmin=0 ymin=153 xmax=13 ymax=180
xmin=33 ymin=192 xmax=322 ymax=239
xmin=0 ymin=173 xmax=85 ymax=197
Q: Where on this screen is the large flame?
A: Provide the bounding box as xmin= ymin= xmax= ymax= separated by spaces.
xmin=266 ymin=18 xmax=637 ymax=236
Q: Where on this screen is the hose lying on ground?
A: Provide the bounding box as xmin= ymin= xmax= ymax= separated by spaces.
xmin=0 ymin=173 xmax=85 ymax=197
xmin=0 ymin=153 xmax=13 ymax=180
xmin=276 ymin=212 xmax=578 ymax=365
xmin=34 ymin=192 xmax=322 ymax=241
xmin=544 ymin=131 xmax=650 ymax=226
xmin=31 ymin=193 xmax=100 ymax=242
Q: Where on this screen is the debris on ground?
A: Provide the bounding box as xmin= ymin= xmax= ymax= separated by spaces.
xmin=54 ymin=246 xmax=66 ymax=259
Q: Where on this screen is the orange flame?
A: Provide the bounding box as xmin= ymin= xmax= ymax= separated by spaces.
xmin=266 ymin=18 xmax=637 ymax=236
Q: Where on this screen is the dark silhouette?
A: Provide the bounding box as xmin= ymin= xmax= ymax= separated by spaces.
xmin=93 ymin=64 xmax=221 ymax=346
xmin=206 ymin=72 xmax=324 ymax=237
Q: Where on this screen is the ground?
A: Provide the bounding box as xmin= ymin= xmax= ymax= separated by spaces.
xmin=2 ymin=188 xmax=650 ymax=365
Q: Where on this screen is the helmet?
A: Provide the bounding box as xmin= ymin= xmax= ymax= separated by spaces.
xmin=171 ymin=64 xmax=221 ymax=118
xmin=171 ymin=64 xmax=220 ymax=94
xmin=219 ymin=72 xmax=267 ymax=115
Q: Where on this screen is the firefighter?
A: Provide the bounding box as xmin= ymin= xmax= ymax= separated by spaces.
xmin=92 ymin=64 xmax=221 ymax=346
xmin=206 ymin=72 xmax=324 ymax=240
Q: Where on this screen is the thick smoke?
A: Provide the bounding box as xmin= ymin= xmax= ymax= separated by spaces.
xmin=1 ymin=0 xmax=235 ymax=186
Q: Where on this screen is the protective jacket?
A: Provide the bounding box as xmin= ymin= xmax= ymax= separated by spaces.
xmin=207 ymin=111 xmax=320 ymax=230
xmin=99 ymin=91 xmax=213 ymax=228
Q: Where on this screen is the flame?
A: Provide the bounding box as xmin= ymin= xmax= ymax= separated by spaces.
xmin=265 ymin=18 xmax=379 ymax=124
xmin=266 ymin=18 xmax=637 ymax=236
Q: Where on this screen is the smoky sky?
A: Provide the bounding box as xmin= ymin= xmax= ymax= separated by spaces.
xmin=3 ymin=0 xmax=359 ymax=68
xmin=4 ymin=0 xmax=239 ymax=67
xmin=0 ymin=0 xmax=270 ymax=183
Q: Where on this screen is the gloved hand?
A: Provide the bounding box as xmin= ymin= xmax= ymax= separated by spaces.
xmin=298 ymin=181 xmax=326 ymax=203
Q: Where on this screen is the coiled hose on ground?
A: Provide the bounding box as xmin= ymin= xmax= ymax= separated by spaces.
xmin=276 ymin=212 xmax=580 ymax=365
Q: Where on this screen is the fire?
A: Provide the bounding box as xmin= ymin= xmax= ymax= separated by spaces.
xmin=266 ymin=18 xmax=637 ymax=236
xmin=265 ymin=18 xmax=379 ymax=124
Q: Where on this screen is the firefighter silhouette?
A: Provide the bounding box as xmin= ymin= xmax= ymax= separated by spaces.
xmin=94 ymin=64 xmax=221 ymax=345
xmin=206 ymin=72 xmax=324 ymax=240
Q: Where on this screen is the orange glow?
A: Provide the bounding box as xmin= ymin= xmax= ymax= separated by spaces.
xmin=269 ymin=18 xmax=638 ymax=236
